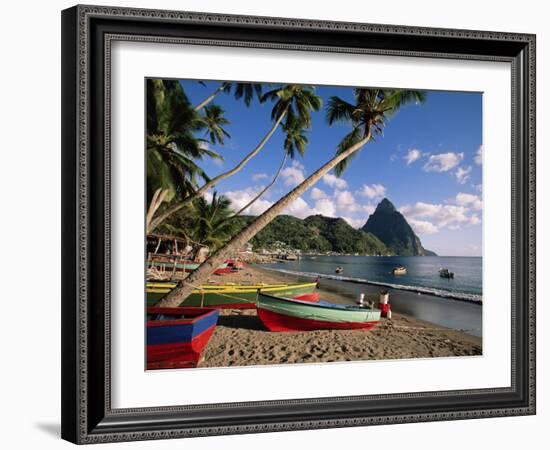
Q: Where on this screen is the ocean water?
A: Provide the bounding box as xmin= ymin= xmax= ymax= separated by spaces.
xmin=262 ymin=256 xmax=483 ymax=337
xmin=264 ymin=256 xmax=482 ymax=303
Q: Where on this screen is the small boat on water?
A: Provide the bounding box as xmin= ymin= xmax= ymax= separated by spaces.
xmin=392 ymin=266 xmax=407 ymax=275
xmin=146 ymin=307 xmax=219 ymax=369
xmin=146 ymin=281 xmax=319 ymax=307
xmin=335 ymin=266 xmax=344 ymax=274
xmin=439 ymin=268 xmax=455 ymax=279
xmin=257 ymin=293 xmax=381 ymax=332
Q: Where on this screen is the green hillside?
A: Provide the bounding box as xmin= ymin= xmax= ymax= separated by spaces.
xmin=234 ymin=214 xmax=389 ymax=255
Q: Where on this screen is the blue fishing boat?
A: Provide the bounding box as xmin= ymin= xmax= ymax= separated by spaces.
xmin=146 ymin=307 xmax=219 ymax=369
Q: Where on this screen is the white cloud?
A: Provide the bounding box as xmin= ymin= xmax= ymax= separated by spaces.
xmin=358 ymin=183 xmax=386 ymax=200
xmin=363 ymin=203 xmax=377 ymax=216
xmin=455 ymin=166 xmax=472 ymax=184
xmin=310 ymin=187 xmax=328 ymax=201
xmin=252 ymin=173 xmax=269 ymax=181
xmin=341 ymin=216 xmax=365 ymax=229
xmin=223 ymin=187 xmax=273 ymax=215
xmin=334 ymin=190 xmax=359 ymax=213
xmin=202 ymin=191 xmax=214 ymax=203
xmin=475 ymin=145 xmax=483 ymax=165
xmin=409 ymin=219 xmax=439 ymax=235
xmin=400 ymin=200 xmax=480 ymax=232
xmin=313 ymin=198 xmax=336 ymax=217
xmin=322 ymin=172 xmax=348 ymax=190
xmin=280 ymin=160 xmax=305 ymax=187
xmin=423 ymin=152 xmax=464 ymax=172
xmin=455 ymin=192 xmax=483 ymax=210
xmin=404 ymin=148 xmax=422 ymax=165
xmin=283 ymin=197 xmax=316 ymax=219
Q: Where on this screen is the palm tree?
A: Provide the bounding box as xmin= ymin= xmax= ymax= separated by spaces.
xmin=230 ymin=114 xmax=309 ymax=217
xmin=146 ymin=80 xmax=222 ymax=229
xmin=148 ymin=84 xmax=321 ymax=233
xmin=157 ymin=88 xmax=426 ymax=307
xmin=156 ymin=193 xmax=238 ymax=259
xmin=202 ymin=104 xmax=231 ymax=145
xmin=194 ymin=82 xmax=263 ymax=111
xmin=190 ymin=192 xmax=239 ymax=251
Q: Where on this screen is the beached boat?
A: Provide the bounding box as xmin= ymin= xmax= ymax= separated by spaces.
xmin=146 ymin=307 xmax=219 ymax=369
xmin=225 ymin=259 xmax=244 ymax=270
xmin=439 ymin=268 xmax=455 ymax=279
xmin=291 ymin=292 xmax=320 ymax=302
xmin=392 ymin=266 xmax=407 ymax=275
xmin=146 ymin=281 xmax=319 ymax=307
xmin=147 ymin=259 xmax=199 ymax=272
xmin=257 ymin=293 xmax=381 ymax=332
xmin=147 ymin=260 xmax=230 ymax=275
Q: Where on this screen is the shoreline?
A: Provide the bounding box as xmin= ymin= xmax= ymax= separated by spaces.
xmin=258 ymin=265 xmax=482 ymax=305
xmin=199 ymin=264 xmax=482 ymax=368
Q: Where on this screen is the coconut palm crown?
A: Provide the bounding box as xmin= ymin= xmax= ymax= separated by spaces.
xmin=327 ymin=88 xmax=426 ymax=176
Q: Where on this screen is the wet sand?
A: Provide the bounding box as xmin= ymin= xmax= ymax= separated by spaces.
xmin=199 ymin=264 xmax=482 ymax=368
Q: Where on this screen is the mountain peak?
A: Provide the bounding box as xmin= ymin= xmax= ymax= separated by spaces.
xmin=362 ymin=198 xmax=436 ymax=256
xmin=376 ymin=198 xmax=396 ymax=212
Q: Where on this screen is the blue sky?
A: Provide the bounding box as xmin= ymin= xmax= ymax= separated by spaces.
xmin=178 ymin=80 xmax=483 ymax=256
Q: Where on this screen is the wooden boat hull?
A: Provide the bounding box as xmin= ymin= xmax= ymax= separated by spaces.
xmin=257 ymin=293 xmax=380 ymax=332
xmin=146 ymin=307 xmax=219 ymax=369
xmin=146 ymin=282 xmax=319 ymax=307
xmin=291 ymin=292 xmax=320 ymax=302
xmin=148 ymin=261 xmax=230 ymax=274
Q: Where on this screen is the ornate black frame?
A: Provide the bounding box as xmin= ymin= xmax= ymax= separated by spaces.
xmin=61 ymin=4 xmax=536 ymax=444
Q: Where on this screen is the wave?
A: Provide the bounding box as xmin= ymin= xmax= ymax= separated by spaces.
xmin=260 ymin=266 xmax=483 ymax=305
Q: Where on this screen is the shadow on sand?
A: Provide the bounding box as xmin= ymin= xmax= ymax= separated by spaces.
xmin=217 ymin=314 xmax=266 ymax=331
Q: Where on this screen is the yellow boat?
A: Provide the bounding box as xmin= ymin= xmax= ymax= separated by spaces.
xmin=146 ymin=281 xmax=318 ymax=308
xmin=392 ymin=266 xmax=407 ymax=275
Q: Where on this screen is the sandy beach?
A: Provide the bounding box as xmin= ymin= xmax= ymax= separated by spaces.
xmin=197 ymin=264 xmax=482 ymax=368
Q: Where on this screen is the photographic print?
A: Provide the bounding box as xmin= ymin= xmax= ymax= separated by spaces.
xmin=61 ymin=6 xmax=535 ymax=442
xmin=145 ymin=78 xmax=483 ymax=370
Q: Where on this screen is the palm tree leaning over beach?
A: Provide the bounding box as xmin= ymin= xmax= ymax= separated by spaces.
xmin=157 ymin=88 xmax=426 ymax=307
xmin=230 ymin=114 xmax=310 ymax=218
xmin=148 ymin=84 xmax=322 ymax=233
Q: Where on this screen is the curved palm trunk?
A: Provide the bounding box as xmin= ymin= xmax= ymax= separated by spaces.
xmin=230 ymin=152 xmax=288 ymax=218
xmin=193 ymin=82 xmax=228 ymax=111
xmin=146 ymin=188 xmax=169 ymax=232
xmin=148 ymin=107 xmax=289 ymax=233
xmin=157 ymin=133 xmax=372 ymax=307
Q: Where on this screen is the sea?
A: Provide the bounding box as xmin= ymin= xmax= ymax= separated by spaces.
xmin=262 ymin=256 xmax=483 ymax=337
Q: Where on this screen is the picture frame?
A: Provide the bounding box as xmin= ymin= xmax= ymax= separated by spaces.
xmin=61 ymin=4 xmax=536 ymax=444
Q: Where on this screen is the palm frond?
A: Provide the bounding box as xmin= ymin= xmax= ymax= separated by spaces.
xmin=333 ymin=127 xmax=363 ymax=176
xmin=326 ymin=96 xmax=355 ymax=125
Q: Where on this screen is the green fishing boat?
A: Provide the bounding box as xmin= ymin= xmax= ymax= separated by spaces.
xmin=146 ymin=281 xmax=318 ymax=308
xmin=257 ymin=293 xmax=381 ymax=331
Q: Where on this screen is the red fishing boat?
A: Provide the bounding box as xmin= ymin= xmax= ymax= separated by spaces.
xmin=146 ymin=307 xmax=219 ymax=369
